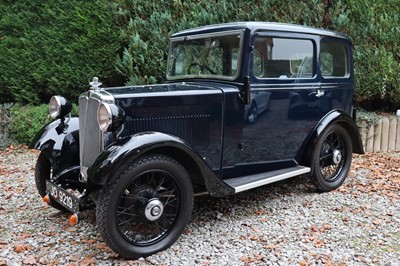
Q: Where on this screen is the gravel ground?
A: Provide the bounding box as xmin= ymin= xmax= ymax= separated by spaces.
xmin=0 ymin=148 xmax=399 ymax=265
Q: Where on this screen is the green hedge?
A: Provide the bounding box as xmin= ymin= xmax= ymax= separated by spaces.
xmin=0 ymin=0 xmax=123 ymax=104
xmin=336 ymin=0 xmax=400 ymax=110
xmin=114 ymin=0 xmax=327 ymax=85
xmin=10 ymin=103 xmax=78 ymax=145
xmin=10 ymin=104 xmax=51 ymax=144
xmin=115 ymin=0 xmax=400 ymax=110
xmin=0 ymin=0 xmax=399 ymax=110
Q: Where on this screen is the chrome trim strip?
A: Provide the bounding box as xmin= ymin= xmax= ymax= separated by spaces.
xmin=169 ymin=29 xmax=245 ymax=41
xmin=88 ymin=89 xmax=115 ymax=103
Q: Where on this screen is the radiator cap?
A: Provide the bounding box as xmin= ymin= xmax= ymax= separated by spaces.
xmin=89 ymin=77 xmax=102 ymax=90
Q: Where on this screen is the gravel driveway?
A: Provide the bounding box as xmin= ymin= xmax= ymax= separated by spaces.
xmin=0 ymin=147 xmax=399 ymax=265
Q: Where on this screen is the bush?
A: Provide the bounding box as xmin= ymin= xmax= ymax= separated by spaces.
xmin=330 ymin=0 xmax=400 ymax=110
xmin=113 ymin=0 xmax=327 ymax=85
xmin=0 ymin=0 xmax=124 ymax=105
xmin=10 ymin=103 xmax=78 ymax=144
xmin=114 ymin=0 xmax=399 ymax=110
xmin=0 ymin=103 xmax=13 ymax=147
xmin=10 ymin=104 xmax=52 ymax=144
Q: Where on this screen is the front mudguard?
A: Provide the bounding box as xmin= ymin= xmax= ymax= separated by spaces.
xmin=297 ymin=110 xmax=364 ymax=166
xmin=88 ymin=132 xmax=234 ymax=197
xmin=29 ymin=117 xmax=80 ymax=176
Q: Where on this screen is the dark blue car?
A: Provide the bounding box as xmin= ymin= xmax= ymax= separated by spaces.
xmin=30 ymin=22 xmax=363 ymax=259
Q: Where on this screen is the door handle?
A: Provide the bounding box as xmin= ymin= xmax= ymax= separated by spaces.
xmin=315 ymin=90 xmax=325 ymax=98
xmin=309 ymin=90 xmax=325 ymax=98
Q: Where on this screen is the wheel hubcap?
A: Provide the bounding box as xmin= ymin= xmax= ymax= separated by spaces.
xmin=116 ymin=169 xmax=181 ymax=245
xmin=144 ymin=198 xmax=164 ymax=221
xmin=332 ymin=149 xmax=342 ymax=165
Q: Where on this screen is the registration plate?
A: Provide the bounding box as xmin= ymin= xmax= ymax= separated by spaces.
xmin=46 ymin=181 xmax=79 ymax=213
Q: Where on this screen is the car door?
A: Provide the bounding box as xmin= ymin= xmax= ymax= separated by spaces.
xmin=222 ymin=33 xmax=325 ymax=177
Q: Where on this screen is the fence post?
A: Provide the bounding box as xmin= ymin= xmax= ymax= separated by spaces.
xmin=388 ymin=118 xmax=397 ymax=151
xmin=381 ymin=117 xmax=389 ymax=152
xmin=366 ymin=124 xmax=375 ymax=152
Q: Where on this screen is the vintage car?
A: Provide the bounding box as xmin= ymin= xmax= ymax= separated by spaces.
xmin=30 ymin=22 xmax=364 ymax=259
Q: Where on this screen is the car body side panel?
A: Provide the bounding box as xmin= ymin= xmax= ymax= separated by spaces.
xmin=218 ymin=31 xmax=359 ymax=179
xmin=107 ymin=83 xmax=225 ymax=172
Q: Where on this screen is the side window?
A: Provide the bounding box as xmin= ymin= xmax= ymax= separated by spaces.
xmin=253 ymin=37 xmax=314 ymax=79
xmin=320 ymin=41 xmax=348 ymax=78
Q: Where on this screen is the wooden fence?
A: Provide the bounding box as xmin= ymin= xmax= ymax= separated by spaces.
xmin=360 ymin=117 xmax=400 ymax=152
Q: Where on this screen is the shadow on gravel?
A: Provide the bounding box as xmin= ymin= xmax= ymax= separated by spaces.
xmin=192 ymin=175 xmax=316 ymax=220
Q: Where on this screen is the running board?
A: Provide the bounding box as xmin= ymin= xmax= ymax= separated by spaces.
xmin=224 ymin=166 xmax=311 ymax=193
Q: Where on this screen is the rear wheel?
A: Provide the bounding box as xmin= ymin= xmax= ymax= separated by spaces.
xmin=311 ymin=124 xmax=352 ymax=192
xmin=35 ymin=153 xmax=68 ymax=211
xmin=96 ymin=154 xmax=193 ymax=259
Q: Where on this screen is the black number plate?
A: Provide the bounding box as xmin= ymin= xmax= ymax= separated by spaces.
xmin=46 ymin=181 xmax=79 ymax=213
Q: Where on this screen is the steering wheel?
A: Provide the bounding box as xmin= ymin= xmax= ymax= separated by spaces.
xmin=188 ymin=62 xmax=216 ymax=74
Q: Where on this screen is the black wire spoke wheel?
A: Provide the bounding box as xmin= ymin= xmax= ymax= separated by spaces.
xmin=319 ymin=132 xmax=346 ymax=181
xmin=117 ymin=170 xmax=181 ymax=245
xmin=96 ymin=154 xmax=193 ymax=259
xmin=311 ymin=124 xmax=352 ymax=192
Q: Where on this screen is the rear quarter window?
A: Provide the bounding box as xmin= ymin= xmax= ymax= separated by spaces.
xmin=320 ymin=41 xmax=349 ymax=78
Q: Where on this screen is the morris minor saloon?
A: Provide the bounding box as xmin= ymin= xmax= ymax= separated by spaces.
xmin=30 ymin=22 xmax=364 ymax=258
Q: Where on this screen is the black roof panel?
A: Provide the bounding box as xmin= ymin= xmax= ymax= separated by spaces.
xmin=171 ymin=22 xmax=351 ymax=42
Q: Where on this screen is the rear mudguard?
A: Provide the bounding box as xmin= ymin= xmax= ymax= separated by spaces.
xmin=296 ymin=109 xmax=364 ymax=165
xmin=29 ymin=117 xmax=80 ymax=177
xmin=88 ymin=132 xmax=234 ymax=197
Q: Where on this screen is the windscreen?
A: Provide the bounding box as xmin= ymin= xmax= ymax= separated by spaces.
xmin=167 ymin=31 xmax=243 ymax=81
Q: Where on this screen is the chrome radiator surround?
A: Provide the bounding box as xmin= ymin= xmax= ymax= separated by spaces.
xmin=79 ymin=90 xmax=114 ymax=181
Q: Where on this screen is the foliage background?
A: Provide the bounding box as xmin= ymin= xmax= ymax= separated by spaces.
xmin=113 ymin=0 xmax=400 ymax=110
xmin=0 ymin=0 xmax=399 ymax=143
xmin=0 ymin=0 xmax=123 ymax=104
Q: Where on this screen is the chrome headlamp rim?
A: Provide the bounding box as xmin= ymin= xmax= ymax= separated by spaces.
xmin=49 ymin=96 xmax=63 ymax=120
xmin=49 ymin=95 xmax=72 ymax=120
xmin=97 ymin=102 xmax=126 ymax=133
xmin=97 ymin=103 xmax=113 ymax=132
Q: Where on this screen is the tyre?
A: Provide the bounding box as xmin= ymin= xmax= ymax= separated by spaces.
xmin=35 ymin=153 xmax=68 ymax=211
xmin=96 ymin=154 xmax=194 ymax=259
xmin=311 ymin=124 xmax=352 ymax=192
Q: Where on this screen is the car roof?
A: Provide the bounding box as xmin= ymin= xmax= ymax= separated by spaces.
xmin=171 ymin=22 xmax=352 ymax=42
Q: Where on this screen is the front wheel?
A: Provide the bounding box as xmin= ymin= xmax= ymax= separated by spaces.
xmin=96 ymin=154 xmax=194 ymax=259
xmin=311 ymin=124 xmax=352 ymax=192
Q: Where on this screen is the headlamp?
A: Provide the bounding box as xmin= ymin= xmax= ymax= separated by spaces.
xmin=49 ymin=96 xmax=72 ymax=120
xmin=97 ymin=103 xmax=125 ymax=132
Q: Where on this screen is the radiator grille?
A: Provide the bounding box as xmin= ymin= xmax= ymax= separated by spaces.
xmin=79 ymin=95 xmax=103 ymax=171
xmin=125 ymin=115 xmax=211 ymax=146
